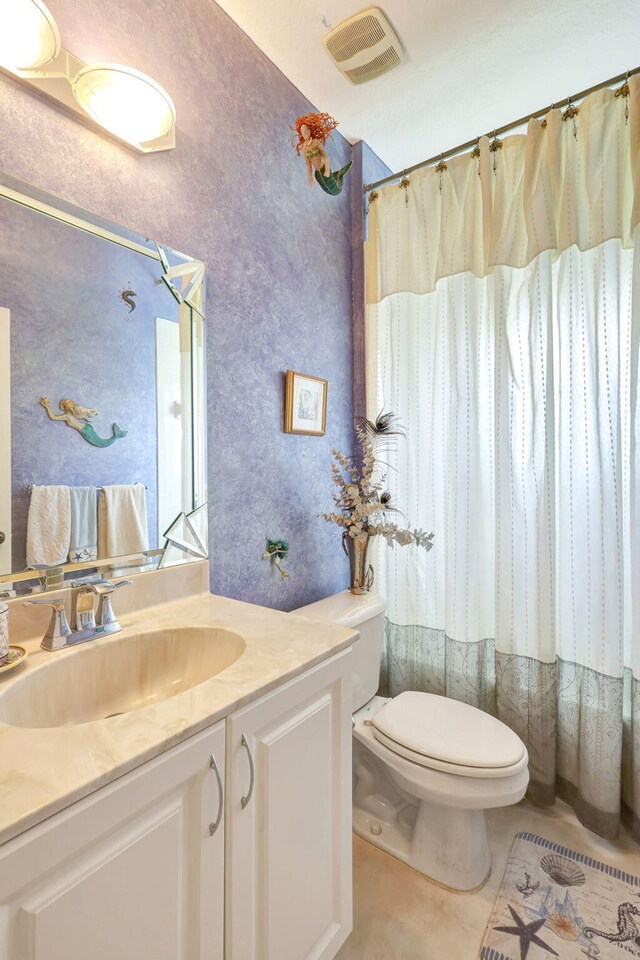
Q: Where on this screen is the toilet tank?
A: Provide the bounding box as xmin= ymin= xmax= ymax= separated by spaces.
xmin=292 ymin=592 xmax=387 ymax=711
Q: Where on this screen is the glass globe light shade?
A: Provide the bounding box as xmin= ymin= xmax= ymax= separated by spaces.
xmin=71 ymin=63 xmax=176 ymax=144
xmin=0 ymin=0 xmax=61 ymax=71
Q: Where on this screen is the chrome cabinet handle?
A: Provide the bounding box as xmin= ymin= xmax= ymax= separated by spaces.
xmin=240 ymin=733 xmax=254 ymax=809
xmin=209 ymin=753 xmax=224 ymax=837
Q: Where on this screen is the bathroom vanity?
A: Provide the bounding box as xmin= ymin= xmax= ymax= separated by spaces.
xmin=0 ymin=563 xmax=355 ymax=960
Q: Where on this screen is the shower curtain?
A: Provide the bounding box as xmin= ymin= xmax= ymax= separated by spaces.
xmin=364 ymin=77 xmax=640 ymax=840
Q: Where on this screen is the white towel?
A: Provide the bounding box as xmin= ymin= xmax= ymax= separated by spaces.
xmin=26 ymin=485 xmax=71 ymax=568
xmin=98 ymin=484 xmax=149 ymax=559
xmin=68 ymin=486 xmax=98 ymax=563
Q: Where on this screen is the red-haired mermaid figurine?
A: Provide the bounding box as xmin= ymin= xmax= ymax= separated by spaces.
xmin=291 ymin=112 xmax=352 ymax=196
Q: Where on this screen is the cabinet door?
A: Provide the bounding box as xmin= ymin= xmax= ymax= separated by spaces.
xmin=226 ymin=649 xmax=352 ymax=960
xmin=0 ymin=722 xmax=226 ymax=960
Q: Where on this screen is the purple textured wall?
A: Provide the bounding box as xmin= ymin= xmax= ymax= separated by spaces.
xmin=0 ymin=0 xmax=355 ymax=609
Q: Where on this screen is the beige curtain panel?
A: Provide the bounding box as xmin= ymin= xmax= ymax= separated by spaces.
xmin=366 ymin=76 xmax=640 ymax=304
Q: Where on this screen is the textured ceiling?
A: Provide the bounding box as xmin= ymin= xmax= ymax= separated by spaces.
xmin=215 ymin=0 xmax=639 ymax=174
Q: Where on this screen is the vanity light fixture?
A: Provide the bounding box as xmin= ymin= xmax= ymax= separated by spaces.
xmin=71 ymin=64 xmax=176 ymax=145
xmin=0 ymin=0 xmax=61 ymax=71
xmin=0 ymin=2 xmax=175 ymax=153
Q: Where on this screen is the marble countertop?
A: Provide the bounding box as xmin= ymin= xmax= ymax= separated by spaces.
xmin=0 ymin=577 xmax=356 ymax=846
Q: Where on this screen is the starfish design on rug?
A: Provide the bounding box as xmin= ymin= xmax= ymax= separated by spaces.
xmin=493 ymin=904 xmax=560 ymax=960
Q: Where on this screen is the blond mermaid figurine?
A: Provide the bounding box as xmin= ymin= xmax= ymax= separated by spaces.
xmin=39 ymin=397 xmax=127 ymax=448
xmin=291 ymin=112 xmax=352 ymax=196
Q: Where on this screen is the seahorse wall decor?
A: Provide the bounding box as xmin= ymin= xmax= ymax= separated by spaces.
xmin=119 ymin=286 xmax=137 ymax=317
xmin=39 ymin=397 xmax=127 ymax=448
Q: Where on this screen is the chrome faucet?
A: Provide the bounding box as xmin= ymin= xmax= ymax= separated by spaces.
xmin=24 ymin=579 xmax=132 ymax=651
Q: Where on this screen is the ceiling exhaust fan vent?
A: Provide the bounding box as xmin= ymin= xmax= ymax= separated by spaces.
xmin=323 ymin=7 xmax=405 ymax=85
xmin=345 ymin=46 xmax=402 ymax=84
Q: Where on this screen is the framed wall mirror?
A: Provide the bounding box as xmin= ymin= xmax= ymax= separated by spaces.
xmin=0 ymin=172 xmax=208 ymax=596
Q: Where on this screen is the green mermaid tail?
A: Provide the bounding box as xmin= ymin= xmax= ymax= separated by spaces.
xmin=80 ymin=422 xmax=127 ymax=448
xmin=314 ymin=159 xmax=353 ymax=196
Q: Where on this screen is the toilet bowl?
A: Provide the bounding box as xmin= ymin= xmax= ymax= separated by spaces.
xmin=293 ymin=591 xmax=530 ymax=891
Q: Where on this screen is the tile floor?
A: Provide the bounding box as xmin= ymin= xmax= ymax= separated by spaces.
xmin=336 ymin=799 xmax=640 ymax=960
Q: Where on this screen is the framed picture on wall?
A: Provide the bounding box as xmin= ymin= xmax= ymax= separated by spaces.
xmin=284 ymin=370 xmax=328 ymax=436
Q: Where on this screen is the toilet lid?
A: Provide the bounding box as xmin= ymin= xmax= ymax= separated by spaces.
xmin=371 ymin=691 xmax=525 ymax=770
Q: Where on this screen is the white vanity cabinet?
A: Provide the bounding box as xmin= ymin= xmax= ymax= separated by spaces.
xmin=225 ymin=649 xmax=352 ymax=960
xmin=0 ymin=721 xmax=226 ymax=960
xmin=0 ymin=648 xmax=352 ymax=960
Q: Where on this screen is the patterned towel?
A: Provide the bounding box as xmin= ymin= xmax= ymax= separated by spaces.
xmin=68 ymin=486 xmax=98 ymax=563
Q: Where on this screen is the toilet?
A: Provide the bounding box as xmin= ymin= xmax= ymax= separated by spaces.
xmin=293 ymin=591 xmax=529 ymax=891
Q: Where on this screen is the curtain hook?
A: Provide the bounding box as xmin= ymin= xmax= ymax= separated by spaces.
xmin=562 ymin=95 xmax=579 ymax=140
xmin=615 ymin=70 xmax=631 ymax=124
xmin=435 ymin=152 xmax=448 ymax=193
xmin=471 ymin=136 xmax=481 ymax=177
xmin=399 ymin=172 xmax=411 ymax=206
xmin=366 ymin=190 xmax=379 ymax=215
xmin=489 ymin=129 xmax=502 ymax=174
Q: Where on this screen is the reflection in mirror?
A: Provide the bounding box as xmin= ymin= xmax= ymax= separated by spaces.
xmin=0 ymin=175 xmax=207 ymax=595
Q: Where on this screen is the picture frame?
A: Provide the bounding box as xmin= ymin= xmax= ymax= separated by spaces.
xmin=284 ymin=370 xmax=328 ymax=436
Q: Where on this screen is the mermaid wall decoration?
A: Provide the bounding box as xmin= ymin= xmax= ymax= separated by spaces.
xmin=39 ymin=397 xmax=127 ymax=448
xmin=291 ymin=112 xmax=352 ymax=196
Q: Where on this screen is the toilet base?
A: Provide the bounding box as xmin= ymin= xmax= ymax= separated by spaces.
xmin=351 ymin=718 xmax=528 ymax=892
xmin=353 ymin=798 xmax=491 ymax=891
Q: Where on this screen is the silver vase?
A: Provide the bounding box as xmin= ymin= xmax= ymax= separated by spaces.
xmin=343 ymin=533 xmax=374 ymax=595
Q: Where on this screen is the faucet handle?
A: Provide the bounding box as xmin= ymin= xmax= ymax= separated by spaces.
xmin=23 ymin=597 xmax=65 ymax=610
xmin=93 ymin=579 xmax=132 ymax=626
xmin=87 ymin=578 xmax=132 ymax=596
xmin=110 ymin=578 xmax=133 ymax=591
xmin=23 ymin=598 xmax=72 ymax=650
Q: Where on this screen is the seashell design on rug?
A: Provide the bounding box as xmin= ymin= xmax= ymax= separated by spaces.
xmin=540 ymin=853 xmax=586 ymax=887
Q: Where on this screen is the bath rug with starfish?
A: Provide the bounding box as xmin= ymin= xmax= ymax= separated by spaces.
xmin=480 ymin=831 xmax=640 ymax=960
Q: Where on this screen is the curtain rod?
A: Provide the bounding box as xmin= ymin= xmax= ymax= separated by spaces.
xmin=363 ymin=66 xmax=639 ymax=193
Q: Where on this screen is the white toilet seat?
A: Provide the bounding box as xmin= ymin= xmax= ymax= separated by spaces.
xmin=370 ymin=690 xmax=527 ymax=779
xmin=371 ymin=726 xmax=529 ymax=779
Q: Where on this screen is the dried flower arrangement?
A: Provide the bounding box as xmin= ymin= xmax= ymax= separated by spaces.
xmin=320 ymin=412 xmax=434 ymax=593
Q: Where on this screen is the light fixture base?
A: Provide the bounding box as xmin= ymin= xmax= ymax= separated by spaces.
xmin=0 ymin=48 xmax=175 ymax=154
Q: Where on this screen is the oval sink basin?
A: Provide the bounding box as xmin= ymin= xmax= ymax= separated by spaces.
xmin=0 ymin=626 xmax=245 ymax=728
